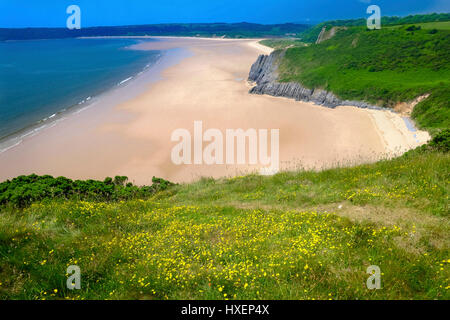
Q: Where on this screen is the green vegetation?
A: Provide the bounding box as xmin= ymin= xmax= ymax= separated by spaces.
xmin=259 ymin=39 xmax=306 ymax=50
xmin=0 ymin=146 xmax=448 ymax=300
xmin=394 ymin=21 xmax=450 ymax=31
xmin=278 ymin=25 xmax=450 ymax=131
xmin=299 ymin=13 xmax=450 ymax=43
xmin=427 ymin=129 xmax=450 ymax=153
xmin=0 ymin=12 xmax=449 ymax=301
xmin=412 ymin=88 xmax=450 ymax=131
xmin=0 ymin=175 xmax=174 ymax=208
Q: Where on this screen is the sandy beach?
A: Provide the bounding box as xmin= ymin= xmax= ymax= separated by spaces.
xmin=0 ymin=37 xmax=430 ymax=184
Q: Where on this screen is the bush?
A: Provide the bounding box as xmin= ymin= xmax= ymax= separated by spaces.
xmin=406 ymin=25 xmax=421 ymax=31
xmin=429 ymin=129 xmax=450 ymax=152
xmin=0 ymin=175 xmax=176 ymax=208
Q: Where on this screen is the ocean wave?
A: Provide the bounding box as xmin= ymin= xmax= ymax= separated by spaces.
xmin=0 ymin=140 xmax=23 ymax=154
xmin=73 ymin=105 xmax=92 ymax=114
xmin=118 ymin=77 xmax=133 ymax=85
xmin=0 ymin=52 xmax=164 ymax=154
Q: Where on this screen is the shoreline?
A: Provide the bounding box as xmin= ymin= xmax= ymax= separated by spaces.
xmin=0 ymin=43 xmax=190 ymax=155
xmin=0 ymin=38 xmax=429 ymax=184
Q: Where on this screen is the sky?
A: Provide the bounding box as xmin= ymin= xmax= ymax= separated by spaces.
xmin=0 ymin=0 xmax=449 ymax=28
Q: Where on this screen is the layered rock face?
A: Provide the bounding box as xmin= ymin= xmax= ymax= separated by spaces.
xmin=248 ymin=51 xmax=384 ymax=110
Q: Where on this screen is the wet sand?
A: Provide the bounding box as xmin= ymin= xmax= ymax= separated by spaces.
xmin=0 ymin=38 xmax=429 ymax=184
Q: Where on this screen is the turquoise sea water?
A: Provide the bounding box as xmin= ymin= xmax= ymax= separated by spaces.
xmin=0 ymin=38 xmax=161 ymax=140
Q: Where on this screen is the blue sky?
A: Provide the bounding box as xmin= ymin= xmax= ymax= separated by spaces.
xmin=0 ymin=0 xmax=449 ymax=28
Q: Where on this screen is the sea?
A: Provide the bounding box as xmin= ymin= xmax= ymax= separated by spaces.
xmin=0 ymin=38 xmax=163 ymax=152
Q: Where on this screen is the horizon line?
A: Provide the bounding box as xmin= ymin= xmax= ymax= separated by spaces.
xmin=2 ymin=12 xmax=449 ymax=29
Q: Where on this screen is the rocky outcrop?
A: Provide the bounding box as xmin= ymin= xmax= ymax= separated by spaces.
xmin=248 ymin=51 xmax=282 ymax=84
xmin=248 ymin=51 xmax=385 ymax=110
xmin=315 ymin=27 xmax=327 ymax=44
xmin=316 ymin=26 xmax=347 ymax=44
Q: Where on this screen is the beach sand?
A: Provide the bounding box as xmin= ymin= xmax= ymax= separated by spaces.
xmin=0 ymin=38 xmax=430 ymax=184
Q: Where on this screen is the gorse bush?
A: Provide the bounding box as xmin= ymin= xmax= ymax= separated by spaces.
xmin=429 ymin=129 xmax=450 ymax=152
xmin=0 ymin=174 xmax=175 ymax=208
xmin=0 ymin=23 xmax=311 ymax=41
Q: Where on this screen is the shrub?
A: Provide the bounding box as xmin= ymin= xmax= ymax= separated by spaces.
xmin=0 ymin=175 xmax=176 ymax=208
xmin=406 ymin=25 xmax=421 ymax=31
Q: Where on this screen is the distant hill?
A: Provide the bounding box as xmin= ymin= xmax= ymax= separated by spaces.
xmin=0 ymin=22 xmax=311 ymax=41
xmin=300 ymin=13 xmax=450 ymax=43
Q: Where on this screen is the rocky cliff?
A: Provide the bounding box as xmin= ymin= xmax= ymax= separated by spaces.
xmin=248 ymin=51 xmax=385 ymax=110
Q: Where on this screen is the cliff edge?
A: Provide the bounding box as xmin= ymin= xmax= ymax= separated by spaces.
xmin=248 ymin=50 xmax=384 ymax=110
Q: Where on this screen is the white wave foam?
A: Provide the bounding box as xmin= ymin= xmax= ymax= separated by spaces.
xmin=119 ymin=77 xmax=133 ymax=85
xmin=0 ymin=140 xmax=23 ymax=154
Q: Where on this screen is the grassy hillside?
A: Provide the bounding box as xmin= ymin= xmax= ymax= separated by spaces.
xmin=278 ymin=25 xmax=450 ymax=131
xmin=299 ymin=13 xmax=450 ymax=43
xmin=0 ymin=146 xmax=448 ymax=300
xmin=259 ymin=39 xmax=306 ymax=50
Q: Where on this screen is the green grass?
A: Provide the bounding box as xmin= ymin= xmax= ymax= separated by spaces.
xmin=0 ymin=13 xmax=449 ymax=301
xmin=299 ymin=13 xmax=450 ymax=43
xmin=0 ymin=23 xmax=312 ymax=41
xmin=386 ymin=21 xmax=450 ymax=32
xmin=417 ymin=21 xmax=450 ymax=30
xmin=259 ymin=39 xmax=307 ymax=50
xmin=278 ymin=26 xmax=450 ymax=130
xmin=0 ymin=150 xmax=448 ymax=300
